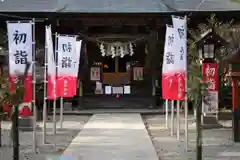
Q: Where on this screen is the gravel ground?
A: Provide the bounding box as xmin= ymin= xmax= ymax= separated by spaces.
xmin=0 ymin=115 xmax=90 ymax=160
xmin=143 ymin=114 xmax=240 ymax=160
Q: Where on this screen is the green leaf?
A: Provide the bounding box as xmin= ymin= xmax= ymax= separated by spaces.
xmin=187 ymin=14 xmax=233 ymax=107
xmin=232 ymin=0 xmax=240 ymax=3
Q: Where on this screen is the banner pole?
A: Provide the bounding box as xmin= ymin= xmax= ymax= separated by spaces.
xmin=177 ymin=100 xmax=180 ymax=140
xmin=42 ymin=26 xmax=48 ymax=144
xmin=60 ymin=97 xmax=63 ymax=129
xmin=31 ymin=19 xmax=37 ymax=153
xmin=184 ymin=15 xmax=188 ymax=152
xmin=53 ymin=32 xmax=58 ymax=136
xmin=170 ymin=100 xmax=174 ymax=136
xmin=165 ymin=99 xmax=169 ymax=129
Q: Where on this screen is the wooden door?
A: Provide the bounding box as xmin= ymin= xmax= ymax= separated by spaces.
xmin=103 ymin=57 xmax=130 ymax=85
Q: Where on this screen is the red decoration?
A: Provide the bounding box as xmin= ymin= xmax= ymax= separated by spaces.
xmin=162 ymin=72 xmax=185 ymax=100
xmin=202 ymin=62 xmax=219 ymax=91
xmin=3 ymin=104 xmax=12 ymax=119
xmin=56 ymin=76 xmax=77 ymax=97
xmin=9 ymin=75 xmax=33 ymax=102
xmin=47 ymin=75 xmax=57 ymax=100
xmin=23 ymin=75 xmax=32 ymax=102
xmin=116 ymin=94 xmax=120 ymax=100
xmin=19 ymin=106 xmax=32 ymax=117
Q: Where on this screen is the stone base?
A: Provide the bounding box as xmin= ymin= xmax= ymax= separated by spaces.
xmin=18 ymin=117 xmax=34 ymax=132
xmin=192 ymin=116 xmax=223 ymax=129
xmin=202 ymin=116 xmax=223 ymax=129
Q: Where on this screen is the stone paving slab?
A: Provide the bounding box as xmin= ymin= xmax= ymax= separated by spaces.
xmin=0 ymin=115 xmax=89 ymax=160
xmin=61 ymin=113 xmax=159 ymax=160
xmin=144 ymin=115 xmax=240 ymax=160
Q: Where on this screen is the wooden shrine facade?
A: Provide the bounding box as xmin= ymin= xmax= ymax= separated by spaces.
xmin=62 ymin=14 xmax=165 ymax=109
xmin=1 ymin=11 xmax=239 ymax=109
xmin=0 ymin=13 xmax=166 ymax=109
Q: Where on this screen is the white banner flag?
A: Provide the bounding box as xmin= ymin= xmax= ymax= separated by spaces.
xmin=162 ymin=25 xmax=180 ymax=100
xmin=172 ymin=16 xmax=187 ymax=72
xmin=162 ymin=25 xmax=176 ymax=74
xmin=46 ymin=25 xmax=56 ymax=100
xmin=7 ymin=22 xmax=33 ymax=75
xmin=46 ymin=25 xmax=55 ymax=76
xmin=56 ymin=35 xmax=79 ymax=97
xmin=57 ymin=35 xmax=77 ymax=76
xmin=170 ymin=15 xmax=187 ymax=100
xmin=7 ymin=21 xmax=34 ymax=112
xmin=74 ymin=40 xmax=82 ymax=77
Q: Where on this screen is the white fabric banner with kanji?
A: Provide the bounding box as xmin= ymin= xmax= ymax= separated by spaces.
xmin=172 ymin=16 xmax=187 ymax=72
xmin=72 ymin=40 xmax=82 ymax=96
xmin=7 ymin=22 xmax=33 ymax=104
xmin=162 ymin=25 xmax=179 ymax=100
xmin=56 ymin=35 xmax=80 ymax=97
xmin=7 ymin=22 xmax=33 ymax=74
xmin=171 ymin=15 xmax=187 ymax=100
xmin=46 ymin=25 xmax=57 ymax=100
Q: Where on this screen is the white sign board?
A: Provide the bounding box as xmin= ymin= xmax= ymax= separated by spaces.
xmin=90 ymin=67 xmax=101 ymax=81
xmin=202 ymin=91 xmax=218 ymax=114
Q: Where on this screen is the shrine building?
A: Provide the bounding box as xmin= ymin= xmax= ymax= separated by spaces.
xmin=0 ymin=0 xmax=240 ymax=109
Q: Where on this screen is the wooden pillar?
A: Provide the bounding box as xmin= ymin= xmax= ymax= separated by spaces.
xmin=148 ymin=30 xmax=158 ymax=108
xmin=232 ymin=78 xmax=238 ymax=111
xmin=232 ymin=77 xmax=240 ymax=142
xmin=78 ymin=42 xmax=87 ymax=109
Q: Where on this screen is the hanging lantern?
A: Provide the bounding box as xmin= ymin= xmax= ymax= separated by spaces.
xmin=100 ymin=43 xmax=106 ymax=56
xmin=129 ymin=43 xmax=134 ymax=56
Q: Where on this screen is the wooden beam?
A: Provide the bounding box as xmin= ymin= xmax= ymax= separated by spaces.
xmin=59 ymin=17 xmax=165 ymax=27
xmin=88 ymin=34 xmax=149 ymax=39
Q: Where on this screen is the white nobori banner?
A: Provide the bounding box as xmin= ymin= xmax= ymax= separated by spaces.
xmin=7 ymin=22 xmax=33 ymax=75
xmin=46 ymin=25 xmax=57 ymax=100
xmin=56 ymin=35 xmax=81 ymax=97
xmin=172 ymin=16 xmax=187 ymax=72
xmin=172 ymin=15 xmax=187 ymax=100
xmin=7 ymin=21 xmax=33 ymax=105
xmin=162 ymin=25 xmax=179 ymax=100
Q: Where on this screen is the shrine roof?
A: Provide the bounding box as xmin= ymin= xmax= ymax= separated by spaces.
xmin=170 ymin=0 xmax=240 ymax=11
xmin=0 ymin=0 xmax=240 ymax=13
xmin=0 ymin=0 xmax=170 ymax=13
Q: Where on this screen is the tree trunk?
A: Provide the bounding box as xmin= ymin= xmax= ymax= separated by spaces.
xmin=0 ymin=114 xmax=2 ymax=147
xmin=196 ymin=100 xmax=202 ymax=160
xmin=12 ymin=105 xmax=19 ymax=160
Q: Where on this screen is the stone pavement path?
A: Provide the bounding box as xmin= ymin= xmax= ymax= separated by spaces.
xmin=0 ymin=115 xmax=89 ymax=160
xmin=61 ymin=113 xmax=159 ymax=160
xmin=144 ymin=115 xmax=240 ymax=160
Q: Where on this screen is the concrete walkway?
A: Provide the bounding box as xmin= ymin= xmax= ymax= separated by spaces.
xmin=61 ymin=114 xmax=159 ymax=160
